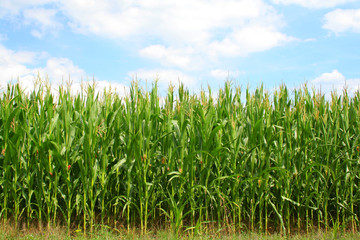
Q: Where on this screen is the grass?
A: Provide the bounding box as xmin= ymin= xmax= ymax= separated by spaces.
xmin=1 ymin=223 xmax=360 ymax=240
xmin=0 ymin=221 xmax=358 ymax=240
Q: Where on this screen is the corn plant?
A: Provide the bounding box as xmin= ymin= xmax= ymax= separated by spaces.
xmin=0 ymin=78 xmax=359 ymax=236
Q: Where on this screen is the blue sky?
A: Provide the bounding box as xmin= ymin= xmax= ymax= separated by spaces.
xmin=0 ymin=0 xmax=359 ymax=96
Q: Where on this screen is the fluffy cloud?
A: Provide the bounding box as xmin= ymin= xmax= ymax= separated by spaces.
xmin=271 ymin=0 xmax=356 ymax=8
xmin=0 ymin=48 xmax=85 ymax=93
xmin=0 ymin=1 xmax=62 ymax=38
xmin=23 ymin=7 xmax=63 ymax=38
xmin=323 ymin=9 xmax=360 ymax=34
xmin=66 ymin=80 xmax=129 ymax=98
xmin=310 ymin=69 xmax=360 ymax=95
xmin=128 ymin=69 xmax=196 ymax=89
xmin=210 ymin=69 xmax=242 ymax=79
xmin=40 ymin=57 xmax=85 ymax=84
xmin=0 ymin=43 xmax=129 ymax=97
xmin=139 ymin=45 xmax=199 ymax=70
xmin=59 ymin=0 xmax=282 ymax=42
xmin=208 ymin=26 xmax=295 ymax=57
xmin=0 ymin=0 xmax=56 ymax=17
xmin=90 ymin=80 xmax=129 ymax=97
xmin=0 ymin=44 xmax=38 ymax=90
xmin=0 ymin=0 xmax=295 ymax=69
xmin=61 ymin=0 xmax=292 ymax=63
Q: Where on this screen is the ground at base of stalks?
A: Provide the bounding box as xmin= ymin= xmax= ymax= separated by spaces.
xmin=1 ymin=223 xmax=360 ymax=240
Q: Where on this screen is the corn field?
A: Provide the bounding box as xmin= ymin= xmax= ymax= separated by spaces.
xmin=0 ymin=80 xmax=360 ymax=235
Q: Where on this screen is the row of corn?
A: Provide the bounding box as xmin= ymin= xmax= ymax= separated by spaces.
xmin=0 ymin=80 xmax=359 ymax=235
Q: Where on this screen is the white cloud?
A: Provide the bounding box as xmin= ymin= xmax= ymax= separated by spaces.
xmin=59 ymin=0 xmax=147 ymax=38
xmin=0 ymin=43 xmax=129 ymax=97
xmin=66 ymin=80 xmax=129 ymax=98
xmin=0 ymin=44 xmax=38 ymax=90
xmin=58 ymin=0 xmax=293 ymax=67
xmin=208 ymin=26 xmax=295 ymax=57
xmin=23 ymin=7 xmax=63 ymax=38
xmin=271 ymin=0 xmax=356 ymax=8
xmin=40 ymin=57 xmax=85 ymax=84
xmin=60 ymin=0 xmax=278 ymax=42
xmin=37 ymin=59 xmax=131 ymax=97
xmin=140 ymin=45 xmax=198 ymax=69
xmin=128 ymin=69 xmax=196 ymax=89
xmin=0 ymin=0 xmax=295 ymax=71
xmin=210 ymin=69 xmax=242 ymax=79
xmin=310 ymin=69 xmax=360 ymax=96
xmin=323 ymin=9 xmax=360 ymax=34
xmin=92 ymin=81 xmax=129 ymax=97
xmin=0 ymin=0 xmax=56 ymax=17
xmin=312 ymin=69 xmax=346 ymax=83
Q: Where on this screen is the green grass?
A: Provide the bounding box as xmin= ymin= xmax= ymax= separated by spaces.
xmin=0 ymin=78 xmax=360 ymax=237
xmin=1 ymin=224 xmax=360 ymax=240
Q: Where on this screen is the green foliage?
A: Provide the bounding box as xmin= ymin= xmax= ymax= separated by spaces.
xmin=0 ymin=80 xmax=359 ymax=236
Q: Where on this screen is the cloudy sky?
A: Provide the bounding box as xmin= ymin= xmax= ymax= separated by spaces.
xmin=0 ymin=0 xmax=359 ymax=96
